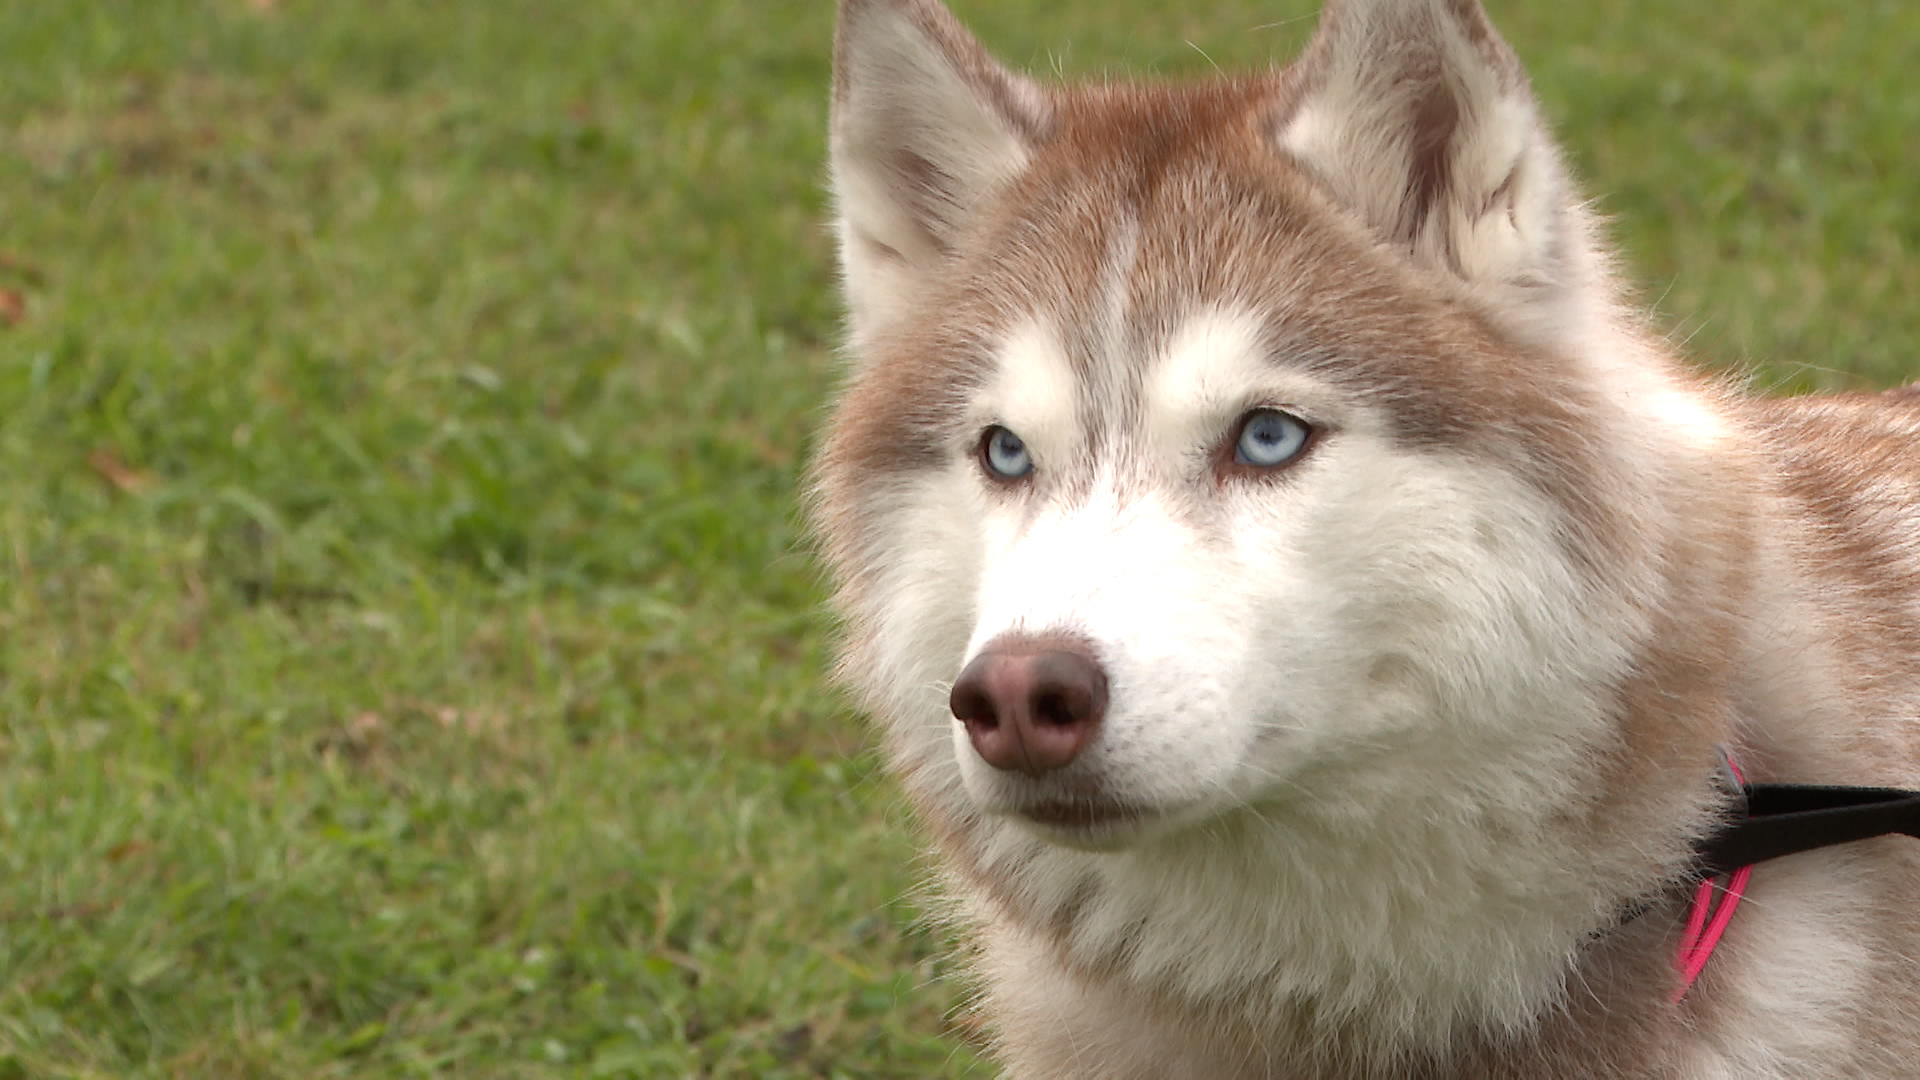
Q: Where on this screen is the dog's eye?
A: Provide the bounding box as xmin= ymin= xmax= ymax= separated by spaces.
xmin=1231 ymin=409 xmax=1312 ymax=469
xmin=979 ymin=425 xmax=1034 ymax=481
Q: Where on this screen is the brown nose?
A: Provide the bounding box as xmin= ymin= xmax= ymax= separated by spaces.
xmin=950 ymin=638 xmax=1108 ymax=775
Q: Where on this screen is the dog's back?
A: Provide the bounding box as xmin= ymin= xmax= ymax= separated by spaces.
xmin=813 ymin=1 xmax=1920 ymax=1075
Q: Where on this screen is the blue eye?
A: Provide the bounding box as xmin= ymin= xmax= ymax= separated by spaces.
xmin=1232 ymin=409 xmax=1312 ymax=469
xmin=980 ymin=426 xmax=1033 ymax=480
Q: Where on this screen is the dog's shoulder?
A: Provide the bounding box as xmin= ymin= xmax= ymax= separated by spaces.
xmin=1732 ymin=385 xmax=1920 ymax=764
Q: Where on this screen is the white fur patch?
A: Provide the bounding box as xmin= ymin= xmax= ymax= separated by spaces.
xmin=1145 ymin=307 xmax=1352 ymax=459
xmin=1146 ymin=308 xmax=1266 ymax=449
xmin=979 ymin=320 xmax=1080 ymax=464
xmin=1581 ymin=331 xmax=1732 ymax=453
xmin=1700 ymin=853 xmax=1872 ymax=1078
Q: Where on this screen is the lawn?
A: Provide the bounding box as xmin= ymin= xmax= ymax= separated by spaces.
xmin=0 ymin=1 xmax=1914 ymax=1077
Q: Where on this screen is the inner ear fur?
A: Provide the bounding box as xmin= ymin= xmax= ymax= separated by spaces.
xmin=829 ymin=0 xmax=1051 ymax=354
xmin=1276 ymin=0 xmax=1595 ymax=335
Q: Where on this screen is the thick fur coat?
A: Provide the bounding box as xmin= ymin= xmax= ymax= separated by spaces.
xmin=809 ymin=1 xmax=1920 ymax=1075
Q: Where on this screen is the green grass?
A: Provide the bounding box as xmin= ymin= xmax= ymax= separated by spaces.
xmin=0 ymin=1 xmax=1913 ymax=1076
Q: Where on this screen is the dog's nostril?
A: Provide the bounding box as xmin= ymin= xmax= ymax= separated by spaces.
xmin=949 ymin=681 xmax=999 ymax=730
xmin=1032 ymin=690 xmax=1068 ymax=727
xmin=950 ymin=638 xmax=1108 ymax=775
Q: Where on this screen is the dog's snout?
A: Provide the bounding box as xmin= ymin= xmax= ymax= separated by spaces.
xmin=950 ymin=638 xmax=1108 ymax=775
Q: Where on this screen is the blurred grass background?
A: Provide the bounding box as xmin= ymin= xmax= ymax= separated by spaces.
xmin=0 ymin=0 xmax=1914 ymax=1076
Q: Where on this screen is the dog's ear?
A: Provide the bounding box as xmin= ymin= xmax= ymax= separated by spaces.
xmin=1280 ymin=0 xmax=1593 ymax=339
xmin=831 ymin=0 xmax=1049 ymax=354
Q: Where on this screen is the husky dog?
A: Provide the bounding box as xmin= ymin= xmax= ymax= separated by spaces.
xmin=810 ymin=0 xmax=1920 ymax=1074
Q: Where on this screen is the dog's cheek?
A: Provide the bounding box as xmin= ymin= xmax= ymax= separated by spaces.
xmin=1214 ymin=438 xmax=1590 ymax=785
xmin=1199 ymin=459 xmax=1355 ymax=693
xmin=1257 ymin=441 xmax=1622 ymax=768
xmin=852 ymin=470 xmax=995 ymax=787
xmin=1088 ymin=586 xmax=1263 ymax=803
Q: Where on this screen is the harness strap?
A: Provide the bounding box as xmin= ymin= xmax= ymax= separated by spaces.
xmin=1696 ymin=783 xmax=1920 ymax=877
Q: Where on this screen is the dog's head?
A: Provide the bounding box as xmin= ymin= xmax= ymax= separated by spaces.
xmin=814 ymin=0 xmax=1727 ymax=854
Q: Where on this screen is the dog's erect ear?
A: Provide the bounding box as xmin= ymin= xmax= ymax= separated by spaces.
xmin=831 ymin=0 xmax=1049 ymax=354
xmin=1281 ymin=0 xmax=1593 ymax=338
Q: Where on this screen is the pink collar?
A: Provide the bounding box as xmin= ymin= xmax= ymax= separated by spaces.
xmin=1672 ymin=753 xmax=1750 ymax=1002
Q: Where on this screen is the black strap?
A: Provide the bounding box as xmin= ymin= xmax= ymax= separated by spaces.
xmin=1696 ymin=783 xmax=1920 ymax=878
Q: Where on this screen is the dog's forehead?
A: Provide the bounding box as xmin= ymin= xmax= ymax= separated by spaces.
xmin=969 ymin=81 xmax=1327 ymax=357
xmin=952 ymin=84 xmax=1498 ymax=431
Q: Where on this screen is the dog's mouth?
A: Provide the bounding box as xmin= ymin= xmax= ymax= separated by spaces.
xmin=1001 ymin=795 xmax=1161 ymax=849
xmin=967 ymin=770 xmax=1193 ymax=849
xmin=1022 ymin=799 xmax=1139 ymax=828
